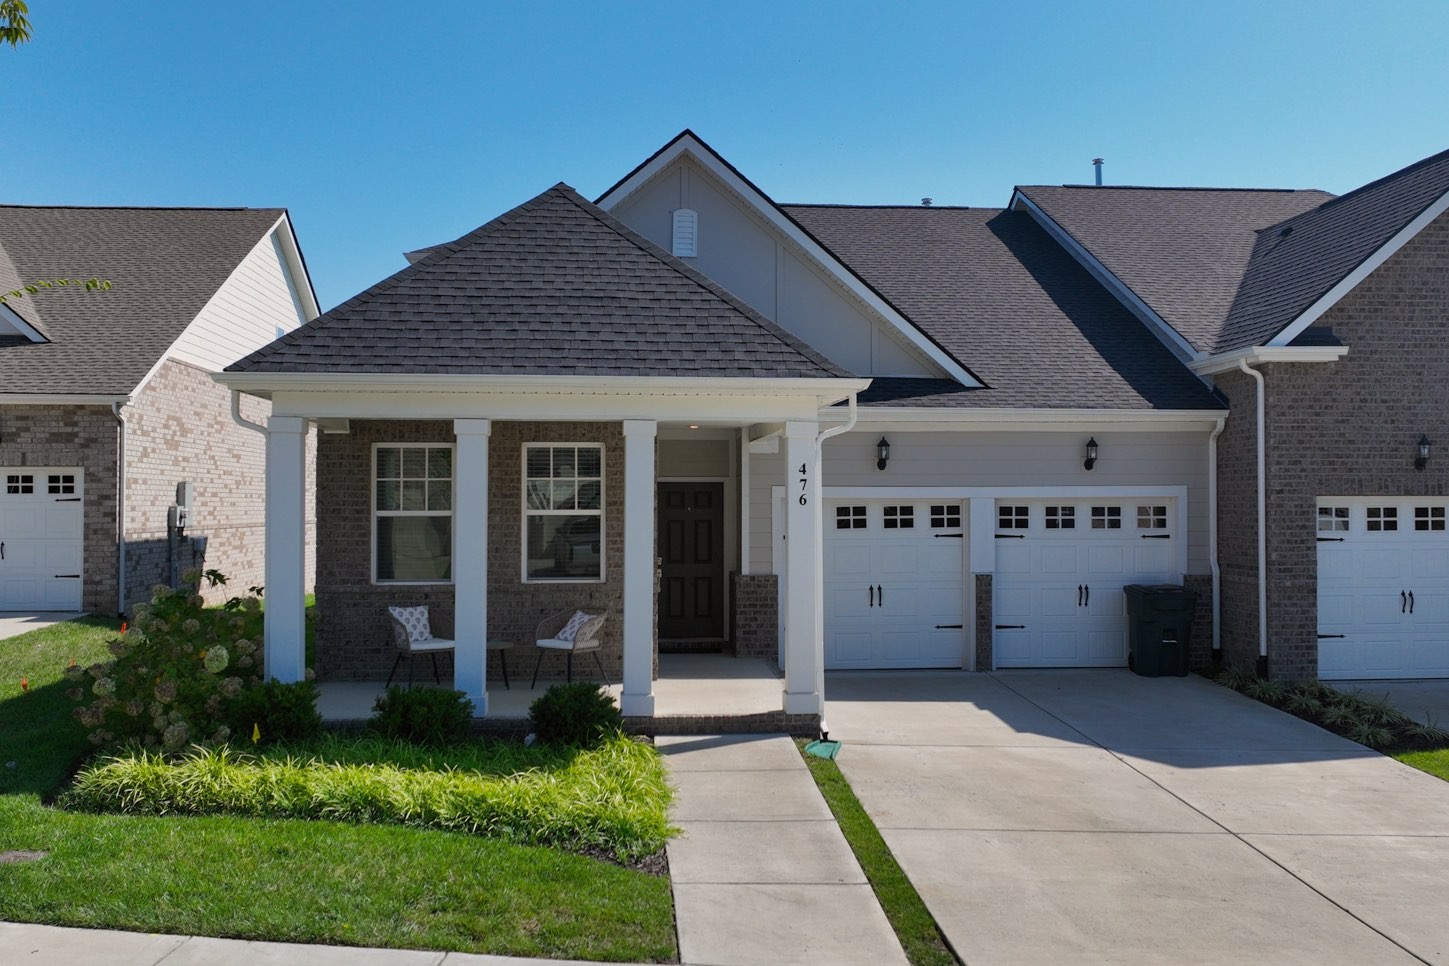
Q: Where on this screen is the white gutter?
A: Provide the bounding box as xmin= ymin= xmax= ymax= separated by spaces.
xmin=1207 ymin=416 xmax=1226 ymax=656
xmin=231 ymin=390 xmax=269 ymax=436
xmin=1238 ymin=360 xmax=1269 ymax=669
xmin=112 ymin=402 xmax=128 ymax=616
xmin=215 ymin=371 xmax=870 ymax=400
xmin=817 ymin=393 xmax=858 ymax=443
xmin=1192 ymin=345 xmax=1347 ymax=376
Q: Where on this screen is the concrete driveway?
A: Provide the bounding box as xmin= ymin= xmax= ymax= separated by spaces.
xmin=825 ymin=669 xmax=1449 ymax=965
xmin=0 ymin=612 xmax=82 ymax=641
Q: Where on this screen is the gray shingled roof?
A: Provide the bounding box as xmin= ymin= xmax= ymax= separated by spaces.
xmin=230 ymin=185 xmax=851 ymax=379
xmin=1015 ymin=186 xmax=1331 ymax=354
xmin=0 ymin=205 xmax=284 ymax=395
xmin=1219 ymin=148 xmax=1449 ymax=353
xmin=781 ymin=205 xmax=1224 ymax=410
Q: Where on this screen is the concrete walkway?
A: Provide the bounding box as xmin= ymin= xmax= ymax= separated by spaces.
xmin=656 ymin=734 xmax=906 ymax=966
xmin=0 ymin=611 xmax=83 ymax=641
xmin=826 ymin=669 xmax=1449 ymax=965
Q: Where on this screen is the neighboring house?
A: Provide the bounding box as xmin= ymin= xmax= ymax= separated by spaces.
xmin=0 ymin=205 xmax=320 ymax=615
xmin=217 ymin=132 xmax=1449 ymax=724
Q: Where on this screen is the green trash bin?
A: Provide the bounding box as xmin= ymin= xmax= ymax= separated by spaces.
xmin=1124 ymin=584 xmax=1200 ymax=677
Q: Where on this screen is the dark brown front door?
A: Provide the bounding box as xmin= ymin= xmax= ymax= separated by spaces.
xmin=657 ymin=482 xmax=725 ymax=639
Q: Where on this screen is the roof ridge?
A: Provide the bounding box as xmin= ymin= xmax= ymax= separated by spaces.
xmin=782 ymin=203 xmax=986 ymax=211
xmin=1255 ymin=147 xmax=1449 ymax=236
xmin=0 ymin=203 xmax=283 ymax=212
xmin=1020 ymin=184 xmax=1331 ymax=195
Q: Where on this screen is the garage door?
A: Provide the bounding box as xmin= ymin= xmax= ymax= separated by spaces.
xmin=823 ymin=500 xmax=964 ymax=669
xmin=0 ymin=468 xmax=84 ymax=611
xmin=994 ymin=499 xmax=1178 ymax=667
xmin=1317 ymin=498 xmax=1449 ymax=679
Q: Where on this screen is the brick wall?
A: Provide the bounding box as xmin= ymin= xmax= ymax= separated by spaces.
xmin=0 ymin=405 xmax=118 ymax=612
xmin=731 ymin=573 xmax=778 ymax=660
xmin=315 ymin=420 xmax=634 ymax=684
xmin=1182 ymin=573 xmax=1215 ymax=672
xmin=123 ymin=359 xmax=316 ymax=611
xmin=973 ymin=573 xmax=993 ymax=670
xmin=1215 ymin=212 xmax=1449 ymax=680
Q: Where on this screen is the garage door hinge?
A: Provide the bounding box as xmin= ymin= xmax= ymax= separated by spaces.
xmin=1316 ymin=537 xmax=1345 ymax=543
xmin=935 ymin=624 xmax=964 ymax=629
xmin=995 ymin=624 xmax=1025 ymax=630
xmin=1140 ymin=534 xmax=1170 ymax=540
xmin=994 ymin=534 xmax=1024 ymax=539
xmin=1317 ymin=633 xmax=1345 ymax=639
xmin=54 ymin=497 xmax=81 ymax=503
xmin=934 ymin=533 xmax=964 ymax=538
xmin=54 ymin=574 xmax=80 ymax=579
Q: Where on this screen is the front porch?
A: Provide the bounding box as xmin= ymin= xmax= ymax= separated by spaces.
xmin=315 ymin=653 xmax=817 ymax=734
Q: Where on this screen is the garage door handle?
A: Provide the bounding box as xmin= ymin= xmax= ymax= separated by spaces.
xmin=935 ymin=624 xmax=964 ymax=629
xmin=868 ymin=586 xmax=874 ymax=607
xmin=0 ymin=541 xmax=4 ymax=560
xmin=995 ymin=624 xmax=1025 ymax=630
xmin=877 ymin=584 xmax=883 ymax=607
xmin=1402 ymin=591 xmax=1408 ymax=613
xmin=1318 ymin=634 xmax=1346 ymax=639
xmin=1084 ymin=585 xmax=1089 ymax=605
xmin=1409 ymin=591 xmax=1415 ymax=614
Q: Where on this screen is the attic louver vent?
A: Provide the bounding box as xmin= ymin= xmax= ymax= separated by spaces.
xmin=672 ymin=208 xmax=698 ymax=258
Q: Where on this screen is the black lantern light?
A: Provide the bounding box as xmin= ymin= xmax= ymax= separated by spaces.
xmin=1083 ymin=437 xmax=1099 ymax=471
xmin=1416 ymin=435 xmax=1432 ymax=471
xmin=876 ymin=437 xmax=891 ymax=471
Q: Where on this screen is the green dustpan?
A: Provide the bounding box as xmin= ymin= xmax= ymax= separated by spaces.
xmin=804 ymin=736 xmax=841 ymax=760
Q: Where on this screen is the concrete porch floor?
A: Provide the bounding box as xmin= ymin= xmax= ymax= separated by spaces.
xmin=317 ymin=652 xmax=787 ymax=723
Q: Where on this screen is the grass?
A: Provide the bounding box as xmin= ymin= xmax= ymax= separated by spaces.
xmin=796 ymin=740 xmax=958 ymax=966
xmin=1393 ymin=748 xmax=1449 ymax=781
xmin=0 ymin=615 xmax=677 ymax=961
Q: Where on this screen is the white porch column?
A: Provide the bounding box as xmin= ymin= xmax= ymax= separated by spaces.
xmin=263 ymin=416 xmax=307 ymax=684
xmin=621 ymin=419 xmax=657 ymax=717
xmin=782 ymin=419 xmax=824 ymax=715
xmin=453 ymin=419 xmax=491 ymax=716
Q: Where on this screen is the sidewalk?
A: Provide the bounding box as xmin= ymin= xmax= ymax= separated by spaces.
xmin=657 ymin=734 xmax=906 ymax=966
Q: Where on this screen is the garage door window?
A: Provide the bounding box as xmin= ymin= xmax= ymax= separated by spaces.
xmin=6 ymin=474 xmax=34 ymax=494
xmin=998 ymin=505 xmax=1029 ymax=530
xmin=930 ymin=505 xmax=962 ymax=529
xmin=1091 ymin=506 xmax=1122 ymax=529
xmin=836 ymin=505 xmax=867 ymax=529
xmin=1415 ymin=507 xmax=1446 ymax=531
xmin=883 ymin=505 xmax=914 ymax=529
xmin=1318 ymin=506 xmax=1350 ymax=532
xmin=1137 ymin=505 xmax=1167 ymax=530
xmin=1045 ymin=506 xmax=1076 ymax=529
xmin=48 ymin=474 xmax=76 ymax=495
xmin=1367 ymin=506 xmax=1399 ymax=532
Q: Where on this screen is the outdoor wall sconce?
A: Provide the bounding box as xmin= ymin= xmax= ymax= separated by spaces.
xmin=876 ymin=437 xmax=891 ymax=471
xmin=1083 ymin=437 xmax=1099 ymax=471
xmin=1416 ymin=435 xmax=1432 ymax=471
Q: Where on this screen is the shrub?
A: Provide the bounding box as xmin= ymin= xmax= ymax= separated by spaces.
xmin=370 ymin=686 xmax=474 ymax=745
xmin=530 ymin=682 xmax=622 ymax=747
xmin=228 ymin=679 xmax=323 ymax=745
xmin=67 ymin=570 xmax=266 ymax=750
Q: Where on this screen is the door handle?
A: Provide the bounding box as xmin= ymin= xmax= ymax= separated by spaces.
xmin=868 ymin=585 xmax=874 ymax=607
xmin=1402 ymin=590 xmax=1408 ymax=614
xmin=1410 ymin=591 xmax=1415 ymax=615
xmin=877 ymin=584 xmax=884 ymax=607
xmin=1077 ymin=584 xmax=1083 ymax=607
xmin=1084 ymin=585 xmax=1090 ymax=606
xmin=0 ymin=541 xmax=4 ymax=560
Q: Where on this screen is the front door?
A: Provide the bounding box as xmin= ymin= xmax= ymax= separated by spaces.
xmin=657 ymin=483 xmax=725 ymax=639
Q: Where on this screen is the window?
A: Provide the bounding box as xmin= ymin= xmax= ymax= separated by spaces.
xmin=525 ymin=444 xmax=604 ymax=581
xmin=883 ymin=505 xmax=915 ymax=529
xmin=374 ymin=445 xmax=453 ymax=582
xmin=1045 ymin=506 xmax=1076 ymax=529
xmin=1318 ymin=506 xmax=1350 ymax=532
xmin=1415 ymin=506 xmax=1446 ymax=532
xmin=998 ymin=505 xmax=1029 ymax=530
xmin=1136 ymin=505 xmax=1168 ymax=530
xmin=47 ymin=474 xmax=76 ymax=495
xmin=930 ymin=504 xmax=962 ymax=529
xmin=1091 ymin=506 xmax=1122 ymax=529
xmin=1367 ymin=506 xmax=1398 ymax=532
xmin=836 ymin=505 xmax=867 ymax=530
xmin=5 ymin=474 xmax=34 ymax=494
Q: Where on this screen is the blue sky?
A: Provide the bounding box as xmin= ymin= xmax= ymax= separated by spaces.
xmin=2 ymin=0 xmax=1445 ymax=309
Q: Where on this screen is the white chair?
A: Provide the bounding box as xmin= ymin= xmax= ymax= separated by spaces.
xmin=530 ymin=608 xmax=610 ymax=688
xmin=385 ymin=606 xmax=455 ymax=688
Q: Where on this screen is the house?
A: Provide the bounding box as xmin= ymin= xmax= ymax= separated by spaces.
xmin=216 ymin=132 xmax=1449 ymax=723
xmin=0 ymin=205 xmax=320 ymax=615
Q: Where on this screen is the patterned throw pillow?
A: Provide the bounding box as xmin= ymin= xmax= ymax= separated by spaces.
xmin=555 ymin=610 xmax=597 ymax=643
xmin=388 ymin=605 xmax=433 ymax=643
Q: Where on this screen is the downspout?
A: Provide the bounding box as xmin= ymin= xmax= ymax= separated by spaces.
xmin=112 ymin=401 xmax=127 ymax=617
xmin=1208 ymin=417 xmax=1226 ymax=660
xmin=1237 ymin=360 xmax=1269 ymax=677
xmin=231 ymin=389 xmax=269 ymax=436
xmin=812 ymin=392 xmax=858 ymax=738
xmin=817 ymin=392 xmax=858 ymax=444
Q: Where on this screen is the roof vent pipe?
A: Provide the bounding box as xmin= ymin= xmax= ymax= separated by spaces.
xmin=921 ymin=197 xmax=933 ymax=207
xmin=1093 ymin=158 xmax=1104 ymax=186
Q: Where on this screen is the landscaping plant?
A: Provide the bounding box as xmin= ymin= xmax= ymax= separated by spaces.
xmin=529 ymin=682 xmax=622 ymax=747
xmin=227 ymin=678 xmax=323 ymax=745
xmin=370 ymin=686 xmax=474 ymax=745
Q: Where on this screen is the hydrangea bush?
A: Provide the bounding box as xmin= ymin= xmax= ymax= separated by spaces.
xmin=68 ymin=570 xmax=269 ymax=750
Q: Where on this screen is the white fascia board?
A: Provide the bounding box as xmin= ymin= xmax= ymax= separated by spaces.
xmin=823 ymin=406 xmax=1226 ymax=434
xmin=0 ymin=393 xmax=131 ymax=405
xmin=1190 ymin=345 xmax=1349 ymax=375
xmin=215 ymin=371 xmax=868 ymax=399
xmin=1267 ymin=188 xmax=1449 ymax=347
xmin=1010 ymin=191 xmax=1204 ymax=366
xmin=270 ymin=213 xmax=323 ymax=322
xmin=0 ymin=303 xmax=46 ymax=342
xmin=598 ymin=133 xmax=982 ymax=389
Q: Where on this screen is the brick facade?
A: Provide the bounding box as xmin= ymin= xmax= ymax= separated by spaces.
xmin=123 ymin=359 xmax=316 ymax=611
xmin=973 ymin=573 xmax=993 ymax=670
xmin=730 ymin=573 xmax=778 ymax=660
xmin=0 ymin=405 xmax=119 ymax=612
xmin=315 ymin=420 xmax=641 ymax=684
xmin=1215 ymin=212 xmax=1449 ymax=680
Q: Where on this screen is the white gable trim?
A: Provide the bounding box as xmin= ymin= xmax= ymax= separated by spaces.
xmin=0 ymin=302 xmax=46 ymax=342
xmin=1266 ymin=187 xmax=1449 ymax=347
xmin=1191 ymin=345 xmax=1349 ymax=375
xmin=1010 ymin=191 xmax=1204 ymax=366
xmin=597 ymin=133 xmax=982 ymax=389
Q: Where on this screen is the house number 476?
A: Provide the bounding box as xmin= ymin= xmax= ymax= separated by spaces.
xmin=798 ymin=463 xmax=809 ymax=506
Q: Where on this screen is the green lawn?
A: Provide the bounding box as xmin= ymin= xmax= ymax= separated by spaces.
xmin=0 ymin=616 xmax=677 ymax=962
xmin=1393 ymin=748 xmax=1449 ymax=782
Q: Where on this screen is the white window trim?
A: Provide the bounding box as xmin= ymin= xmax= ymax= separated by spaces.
xmin=521 ymin=442 xmax=607 ymax=584
xmin=371 ymin=442 xmax=455 ymax=586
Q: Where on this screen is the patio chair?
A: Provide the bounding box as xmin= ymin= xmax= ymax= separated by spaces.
xmin=530 ymin=607 xmax=610 ymax=688
xmin=385 ymin=605 xmax=455 ymax=688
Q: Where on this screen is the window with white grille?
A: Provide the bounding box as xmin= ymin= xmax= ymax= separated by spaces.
xmin=998 ymin=505 xmax=1029 ymax=530
xmin=1045 ymin=506 xmax=1076 ymax=529
xmin=883 ymin=505 xmax=915 ymax=529
xmin=835 ymin=505 xmax=867 ymax=530
xmin=1317 ymin=506 xmax=1350 ymax=532
xmin=1091 ymin=506 xmax=1122 ymax=529
xmin=1367 ymin=506 xmax=1398 ymax=532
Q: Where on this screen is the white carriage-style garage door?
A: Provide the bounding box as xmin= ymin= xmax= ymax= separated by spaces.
xmin=1317 ymin=498 xmax=1449 ymax=680
xmin=994 ymin=498 xmax=1179 ymax=667
xmin=0 ymin=468 xmax=84 ymax=611
xmin=823 ymin=499 xmax=965 ymax=669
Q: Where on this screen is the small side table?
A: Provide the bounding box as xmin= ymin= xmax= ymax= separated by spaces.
xmin=486 ymin=638 xmax=514 ymax=690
